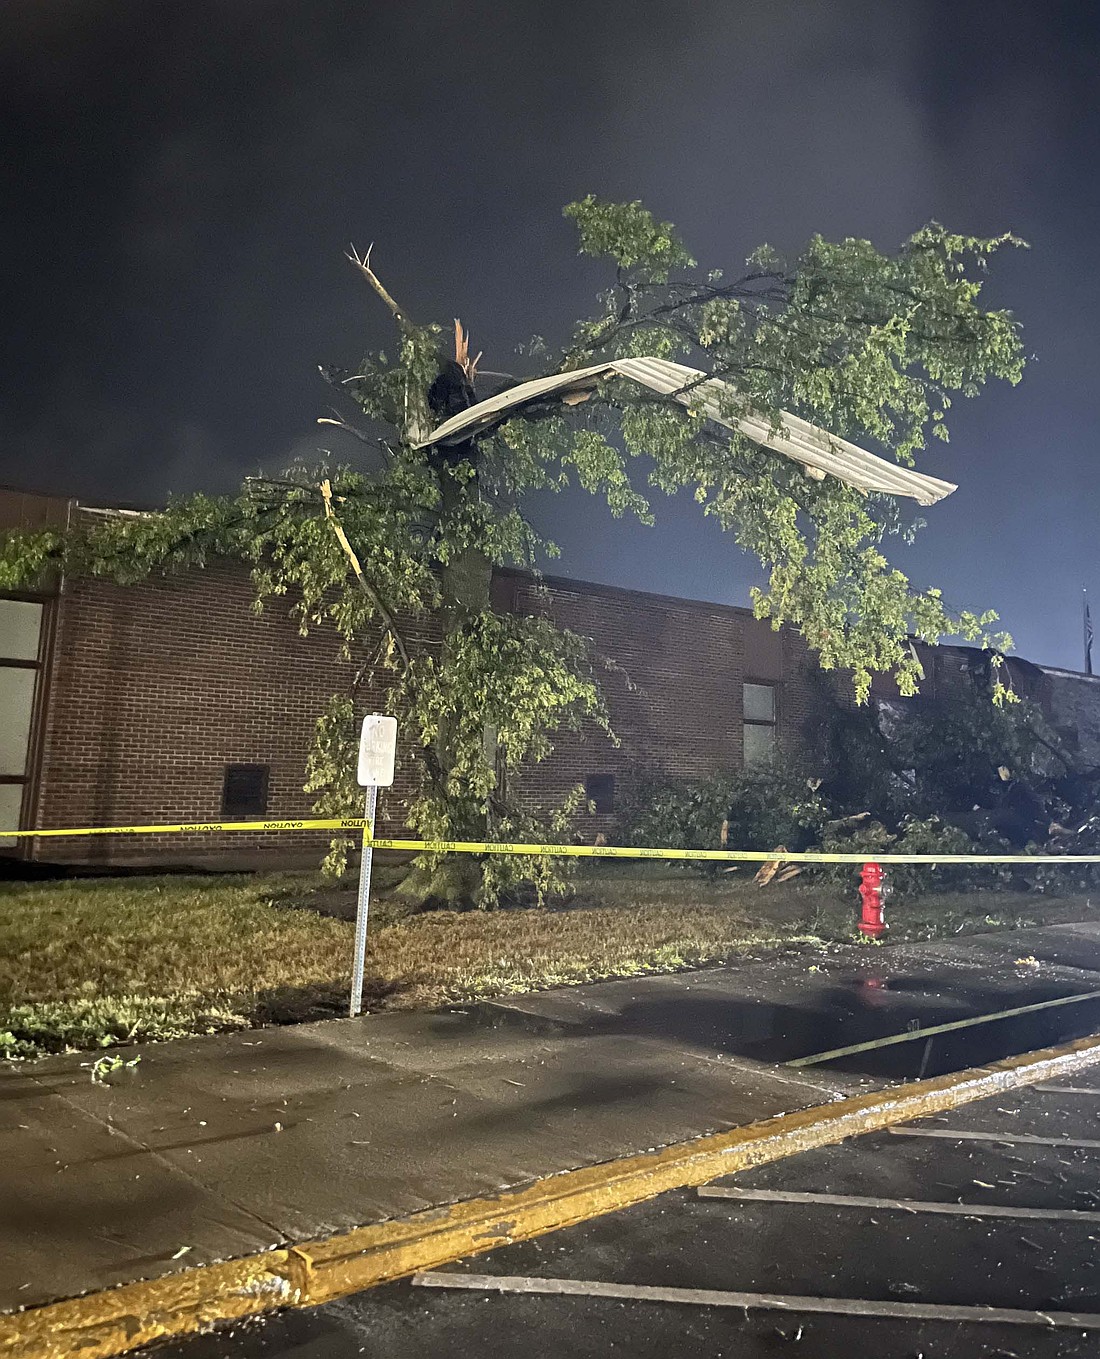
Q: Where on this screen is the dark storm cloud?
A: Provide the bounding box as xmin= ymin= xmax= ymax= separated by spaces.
xmin=1 ymin=1 xmax=1098 ymax=666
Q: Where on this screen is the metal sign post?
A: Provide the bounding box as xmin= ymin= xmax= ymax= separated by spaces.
xmin=349 ymin=714 xmax=397 ymax=1018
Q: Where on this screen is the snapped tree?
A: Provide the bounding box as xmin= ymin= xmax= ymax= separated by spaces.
xmin=0 ymin=199 xmax=1026 ymax=904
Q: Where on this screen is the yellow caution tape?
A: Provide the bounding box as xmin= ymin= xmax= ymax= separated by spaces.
xmin=1 ymin=817 xmax=1100 ymax=864
xmin=0 ymin=818 xmax=366 ymax=839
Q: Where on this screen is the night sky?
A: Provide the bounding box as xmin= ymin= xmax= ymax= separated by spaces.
xmin=2 ymin=2 xmax=1098 ymax=668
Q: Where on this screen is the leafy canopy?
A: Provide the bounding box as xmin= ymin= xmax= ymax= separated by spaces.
xmin=0 ymin=198 xmax=1027 ymax=897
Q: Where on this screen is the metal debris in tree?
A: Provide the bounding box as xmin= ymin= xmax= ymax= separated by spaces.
xmin=416 ymin=356 xmax=957 ymax=506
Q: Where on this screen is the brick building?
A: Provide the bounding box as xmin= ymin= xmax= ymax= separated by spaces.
xmin=0 ymin=487 xmax=826 ymax=866
xmin=2 ymin=485 xmax=1097 ymax=867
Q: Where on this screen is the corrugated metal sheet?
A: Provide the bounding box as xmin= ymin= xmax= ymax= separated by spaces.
xmin=615 ymin=358 xmax=957 ymax=506
xmin=418 ymin=363 xmax=614 ymax=445
xmin=416 ymin=356 xmax=956 ymax=506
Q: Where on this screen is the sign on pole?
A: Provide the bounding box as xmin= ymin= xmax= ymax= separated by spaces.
xmin=349 ymin=715 xmax=397 ymax=1018
xmin=357 ymin=714 xmax=398 ymax=788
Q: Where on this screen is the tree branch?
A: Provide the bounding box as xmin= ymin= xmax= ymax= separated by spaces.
xmin=319 ymin=478 xmax=411 ymax=672
xmin=557 ymin=272 xmax=791 ymax=369
xmin=346 ymin=243 xmax=416 ymax=332
xmin=316 ymin=411 xmax=377 ymax=445
xmin=1023 ymin=715 xmax=1085 ymax=777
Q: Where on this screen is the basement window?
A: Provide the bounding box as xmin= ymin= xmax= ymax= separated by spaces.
xmin=221 ymin=764 xmax=270 ymax=818
xmin=585 ymin=773 xmax=616 ymax=814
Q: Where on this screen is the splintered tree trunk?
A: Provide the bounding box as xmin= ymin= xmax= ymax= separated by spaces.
xmin=346 ymin=260 xmax=496 ymax=907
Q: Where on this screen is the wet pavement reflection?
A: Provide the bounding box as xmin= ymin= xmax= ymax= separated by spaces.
xmin=462 ymin=969 xmax=1100 ymax=1079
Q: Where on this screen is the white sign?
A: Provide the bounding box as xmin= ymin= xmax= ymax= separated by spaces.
xmin=357 ymin=714 xmax=397 ymax=787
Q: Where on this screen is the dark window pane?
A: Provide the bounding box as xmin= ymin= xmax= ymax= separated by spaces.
xmin=221 ymin=764 xmax=270 ymax=818
xmin=585 ymin=773 xmax=615 ymax=814
xmin=0 ymin=666 xmax=35 ymax=776
xmin=743 ymin=723 xmax=776 ymax=767
xmin=0 ymin=598 xmax=42 ymax=662
xmin=743 ymin=682 xmax=776 ymax=723
xmin=0 ymin=783 xmax=23 ymax=847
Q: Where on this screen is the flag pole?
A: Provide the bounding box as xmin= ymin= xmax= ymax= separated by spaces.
xmin=1086 ymin=588 xmax=1094 ymax=677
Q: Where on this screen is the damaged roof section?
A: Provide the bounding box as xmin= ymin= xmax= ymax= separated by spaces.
xmin=416 ymin=356 xmax=957 ymax=507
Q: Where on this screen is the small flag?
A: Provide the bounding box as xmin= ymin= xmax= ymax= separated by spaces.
xmin=1086 ymin=591 xmax=1094 ymax=676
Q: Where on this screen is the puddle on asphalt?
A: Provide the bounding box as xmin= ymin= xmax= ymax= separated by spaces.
xmin=802 ymin=988 xmax=1100 ymax=1079
xmin=461 ymin=975 xmax=1100 ymax=1080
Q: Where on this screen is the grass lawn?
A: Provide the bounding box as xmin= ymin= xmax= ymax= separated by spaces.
xmin=0 ymin=862 xmax=1095 ymax=1057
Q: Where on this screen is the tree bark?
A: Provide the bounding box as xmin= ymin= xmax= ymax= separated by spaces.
xmin=396 ymin=441 xmax=495 ymax=908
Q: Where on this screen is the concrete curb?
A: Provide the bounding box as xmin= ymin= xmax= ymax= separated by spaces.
xmin=5 ymin=1032 xmax=1100 ymax=1359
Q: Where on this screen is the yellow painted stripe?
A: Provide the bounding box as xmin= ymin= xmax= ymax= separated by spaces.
xmin=5 ymin=1033 xmax=1100 ymax=1359
xmin=1 ymin=817 xmax=1099 ymax=864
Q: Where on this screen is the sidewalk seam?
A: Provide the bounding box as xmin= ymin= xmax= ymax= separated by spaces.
xmin=40 ymin=1080 xmax=289 ymax=1248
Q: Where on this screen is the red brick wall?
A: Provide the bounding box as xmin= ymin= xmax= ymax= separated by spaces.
xmin=31 ymin=561 xmax=419 ymax=866
xmin=25 ymin=561 xmax=823 ymax=866
xmin=498 ymin=571 xmax=822 ymax=839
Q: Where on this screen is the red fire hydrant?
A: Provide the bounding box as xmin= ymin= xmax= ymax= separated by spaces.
xmin=858 ymin=862 xmax=887 ymax=938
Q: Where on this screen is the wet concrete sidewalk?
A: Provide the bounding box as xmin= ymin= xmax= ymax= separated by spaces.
xmin=4 ymin=920 xmax=1100 ymax=1315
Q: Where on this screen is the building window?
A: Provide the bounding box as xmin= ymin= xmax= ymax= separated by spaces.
xmin=0 ymin=597 xmax=44 ymax=848
xmin=743 ymin=682 xmax=777 ymax=767
xmin=585 ymin=772 xmax=615 ymax=814
xmin=221 ymin=764 xmax=270 ymax=818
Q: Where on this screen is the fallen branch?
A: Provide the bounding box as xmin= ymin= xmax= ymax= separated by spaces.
xmin=754 ymin=850 xmax=789 ymax=887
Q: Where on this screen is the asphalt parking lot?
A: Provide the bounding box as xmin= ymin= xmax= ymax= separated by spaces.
xmin=144 ymin=1069 xmax=1100 ymax=1359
